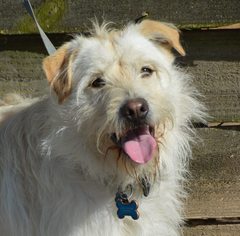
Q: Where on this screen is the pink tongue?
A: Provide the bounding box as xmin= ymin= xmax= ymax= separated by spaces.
xmin=122 ymin=128 xmax=157 ymax=164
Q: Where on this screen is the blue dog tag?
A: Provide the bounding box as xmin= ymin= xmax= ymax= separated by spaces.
xmin=115 ymin=192 xmax=139 ymax=220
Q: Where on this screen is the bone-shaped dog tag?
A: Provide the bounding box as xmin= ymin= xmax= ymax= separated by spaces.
xmin=115 ymin=192 xmax=139 ymax=220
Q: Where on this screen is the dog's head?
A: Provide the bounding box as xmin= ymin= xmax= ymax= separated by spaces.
xmin=42 ymin=20 xmax=199 ymax=182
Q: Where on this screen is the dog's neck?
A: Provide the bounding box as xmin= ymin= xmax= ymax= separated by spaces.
xmin=120 ymin=176 xmax=151 ymax=198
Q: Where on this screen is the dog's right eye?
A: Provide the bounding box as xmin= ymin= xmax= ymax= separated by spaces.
xmin=141 ymin=66 xmax=154 ymax=78
xmin=91 ymin=78 xmax=106 ymax=88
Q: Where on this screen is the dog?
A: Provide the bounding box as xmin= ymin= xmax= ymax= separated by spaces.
xmin=0 ymin=19 xmax=205 ymax=236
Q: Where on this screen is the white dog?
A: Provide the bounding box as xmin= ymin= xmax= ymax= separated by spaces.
xmin=0 ymin=20 xmax=204 ymax=236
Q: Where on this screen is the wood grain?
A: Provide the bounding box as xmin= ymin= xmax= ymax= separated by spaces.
xmin=183 ymin=224 xmax=240 ymax=236
xmin=1 ymin=52 xmax=239 ymax=122
xmin=0 ymin=80 xmax=47 ymax=98
xmin=1 ymin=29 xmax=240 ymax=121
xmin=0 ymin=0 xmax=240 ymax=34
xmin=186 ymin=128 xmax=240 ymax=218
xmin=189 ymin=60 xmax=240 ymax=122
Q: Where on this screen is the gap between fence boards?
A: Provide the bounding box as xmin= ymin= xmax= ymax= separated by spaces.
xmin=185 ymin=217 xmax=240 ymax=227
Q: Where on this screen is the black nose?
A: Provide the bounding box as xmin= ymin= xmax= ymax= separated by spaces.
xmin=120 ymin=98 xmax=149 ymax=122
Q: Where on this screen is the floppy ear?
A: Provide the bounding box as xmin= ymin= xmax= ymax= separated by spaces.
xmin=43 ymin=43 xmax=75 ymax=104
xmin=138 ymin=20 xmax=185 ymax=56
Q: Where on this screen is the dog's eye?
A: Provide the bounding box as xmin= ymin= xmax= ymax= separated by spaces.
xmin=141 ymin=66 xmax=154 ymax=77
xmin=91 ymin=78 xmax=106 ymax=88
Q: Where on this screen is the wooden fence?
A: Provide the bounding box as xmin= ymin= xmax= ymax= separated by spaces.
xmin=0 ymin=0 xmax=240 ymax=235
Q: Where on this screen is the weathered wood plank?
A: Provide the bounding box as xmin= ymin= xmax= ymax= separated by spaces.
xmin=1 ymin=30 xmax=240 ymax=121
xmin=0 ymin=51 xmax=44 ymax=81
xmin=0 ymin=80 xmax=47 ymax=98
xmin=183 ymin=224 xmax=240 ymax=236
xmin=189 ymin=60 xmax=240 ymax=122
xmin=0 ymin=51 xmax=44 ymax=82
xmin=0 ymin=0 xmax=240 ymax=34
xmin=1 ymin=51 xmax=239 ymax=121
xmin=186 ymin=128 xmax=240 ymax=218
xmin=180 ymin=30 xmax=240 ymax=122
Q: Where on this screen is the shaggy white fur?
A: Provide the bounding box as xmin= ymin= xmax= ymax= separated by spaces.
xmin=0 ymin=20 xmax=205 ymax=236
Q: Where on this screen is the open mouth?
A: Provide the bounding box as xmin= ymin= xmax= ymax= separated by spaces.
xmin=111 ymin=125 xmax=157 ymax=164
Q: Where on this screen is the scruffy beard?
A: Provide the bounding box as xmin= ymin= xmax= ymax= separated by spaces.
xmin=91 ymin=121 xmax=169 ymax=189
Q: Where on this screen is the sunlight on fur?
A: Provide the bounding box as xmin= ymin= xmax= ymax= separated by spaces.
xmin=0 ymin=20 xmax=206 ymax=236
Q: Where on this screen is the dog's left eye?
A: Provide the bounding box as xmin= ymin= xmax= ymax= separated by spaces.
xmin=91 ymin=78 xmax=106 ymax=88
xmin=141 ymin=67 xmax=154 ymax=77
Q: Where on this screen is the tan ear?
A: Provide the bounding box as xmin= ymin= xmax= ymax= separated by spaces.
xmin=138 ymin=20 xmax=185 ymax=56
xmin=43 ymin=43 xmax=74 ymax=104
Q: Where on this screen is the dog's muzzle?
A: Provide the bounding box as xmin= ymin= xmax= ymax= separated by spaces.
xmin=111 ymin=98 xmax=157 ymax=164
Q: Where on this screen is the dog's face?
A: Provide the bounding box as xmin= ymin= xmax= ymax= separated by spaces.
xmin=43 ymin=20 xmax=187 ymax=177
